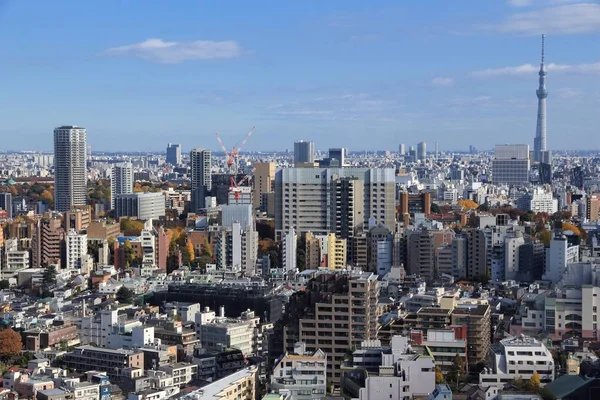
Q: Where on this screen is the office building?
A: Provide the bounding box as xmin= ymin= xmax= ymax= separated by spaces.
xmin=64 ymin=205 xmax=92 ymax=232
xmin=166 ymin=143 xmax=182 ymax=165
xmin=278 ymin=271 xmax=379 ymax=385
xmin=492 ymin=144 xmax=530 ymax=186
xmin=110 ymin=163 xmax=134 ymax=210
xmin=294 ymin=141 xmax=315 ymax=164
xmin=114 ymin=192 xmax=166 ymax=220
xmin=271 ymin=343 xmax=327 ymax=400
xmin=479 ymin=336 xmax=554 ymax=387
xmin=274 ymin=167 xmax=395 ymax=239
xmin=399 ymin=191 xmax=432 ymax=217
xmin=0 ymin=193 xmax=12 ymax=219
xmin=328 ymin=147 xmax=347 ymax=167
xmin=65 ymin=228 xmax=87 ymax=270
xmin=417 ymin=141 xmax=427 ymax=161
xmin=221 ymin=204 xmax=254 ymax=229
xmin=252 ymin=162 xmax=275 ymax=210
xmin=533 ymin=35 xmax=548 ymax=163
xmin=53 ymin=126 xmax=87 ymax=212
xmin=190 ymin=147 xmax=212 ymax=212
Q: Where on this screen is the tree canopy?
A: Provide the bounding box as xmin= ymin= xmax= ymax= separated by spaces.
xmin=0 ymin=329 xmax=23 ymax=356
xmin=116 ymin=286 xmax=134 ymax=304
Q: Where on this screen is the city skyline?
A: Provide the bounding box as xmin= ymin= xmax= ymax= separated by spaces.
xmin=0 ymin=1 xmax=599 ymax=152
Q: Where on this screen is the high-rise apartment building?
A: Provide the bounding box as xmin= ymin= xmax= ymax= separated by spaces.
xmin=329 ymin=177 xmax=364 ymax=239
xmin=328 ymin=148 xmax=347 ymax=167
xmin=586 ymin=194 xmax=600 ymax=222
xmin=407 ymin=229 xmax=436 ymax=280
xmin=293 ymin=141 xmax=315 ymax=164
xmin=110 ymin=163 xmax=134 ymax=210
xmin=252 ymin=162 xmax=275 ymax=210
xmin=53 ymin=126 xmax=87 ymax=212
xmin=190 ymin=147 xmax=211 ymax=212
xmin=417 ymin=141 xmax=427 ymax=161
xmin=0 ymin=193 xmax=12 ymax=219
xmin=40 ymin=217 xmax=65 ymax=266
xmin=65 ymin=228 xmax=87 ymax=270
xmin=274 ymin=167 xmax=395 ymax=240
xmin=282 ymin=228 xmax=297 ymax=274
xmin=277 ymin=271 xmax=379 ymax=385
xmin=166 ymin=143 xmax=182 ymax=165
xmin=492 ymin=144 xmax=530 ymax=186
xmin=451 ymin=304 xmax=491 ymax=366
xmin=466 ymin=228 xmax=487 ymax=280
xmin=398 ymin=143 xmax=406 ymax=155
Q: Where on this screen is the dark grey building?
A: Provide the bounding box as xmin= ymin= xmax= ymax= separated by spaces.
xmin=293 ymin=140 xmax=314 ymax=164
xmin=519 ymin=239 xmax=545 ymax=281
xmin=166 ymin=143 xmax=181 ymax=165
xmin=0 ymin=193 xmax=12 ymax=218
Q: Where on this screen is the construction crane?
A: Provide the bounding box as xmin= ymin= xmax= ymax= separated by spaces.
xmin=214 ymin=127 xmax=256 ymax=201
xmin=229 ymin=167 xmax=256 ymax=202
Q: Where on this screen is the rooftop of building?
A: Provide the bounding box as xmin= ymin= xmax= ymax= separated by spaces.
xmin=70 ymin=345 xmax=142 ymax=355
xmin=180 ymin=366 xmax=257 ymax=399
xmin=452 ymin=304 xmax=489 ymax=316
xmin=417 ymin=307 xmax=452 ymax=315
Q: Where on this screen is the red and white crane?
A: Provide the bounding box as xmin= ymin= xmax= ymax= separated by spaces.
xmin=214 ymin=127 xmax=256 ymax=201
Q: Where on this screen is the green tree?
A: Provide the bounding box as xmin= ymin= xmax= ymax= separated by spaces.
xmin=446 ymin=354 xmax=466 ymax=388
xmin=538 ymin=387 xmax=557 ymax=400
xmin=0 ymin=280 xmax=9 ymax=290
xmin=42 ymin=265 xmax=57 ymax=285
xmin=431 ymin=203 xmax=441 ymax=214
xmin=116 ymin=286 xmax=134 ymax=304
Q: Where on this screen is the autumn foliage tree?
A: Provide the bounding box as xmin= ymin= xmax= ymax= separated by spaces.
xmin=528 ymin=370 xmax=541 ymax=390
xmin=457 ymin=199 xmax=478 ymax=211
xmin=0 ymin=329 xmax=23 ymax=357
xmin=435 ymin=366 xmax=445 ymax=384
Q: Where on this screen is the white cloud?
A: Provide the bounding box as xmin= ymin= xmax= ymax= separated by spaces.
xmin=556 ymin=87 xmax=583 ymax=98
xmin=507 ymin=0 xmax=534 ymax=7
xmin=104 ymin=38 xmax=243 ymax=63
xmin=432 ymin=77 xmax=455 ymax=86
xmin=491 ymin=3 xmax=600 ymax=35
xmin=473 ymin=61 xmax=600 ymax=77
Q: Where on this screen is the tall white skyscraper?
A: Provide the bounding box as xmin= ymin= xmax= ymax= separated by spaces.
xmin=190 ymin=147 xmax=212 ymax=212
xmin=111 ymin=163 xmax=134 ymax=210
xmin=417 ymin=141 xmax=427 ymax=161
xmin=294 ymin=141 xmax=315 ymax=164
xmin=534 ymin=34 xmax=548 ymax=163
xmin=54 ymin=126 xmax=87 ymax=212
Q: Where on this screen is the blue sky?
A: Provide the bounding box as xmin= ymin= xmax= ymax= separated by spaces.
xmin=0 ymin=0 xmax=598 ymax=152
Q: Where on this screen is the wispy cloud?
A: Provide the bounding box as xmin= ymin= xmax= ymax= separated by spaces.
xmin=489 ymin=3 xmax=600 ymax=35
xmin=104 ymin=38 xmax=243 ymax=64
xmin=472 ymin=61 xmax=600 ymax=77
xmin=432 ymin=77 xmax=455 ymax=87
xmin=507 ymin=0 xmax=534 ymax=7
xmin=556 ymin=87 xmax=583 ymax=98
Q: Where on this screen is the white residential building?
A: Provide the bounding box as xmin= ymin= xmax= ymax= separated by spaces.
xmin=479 ymin=336 xmax=554 ymax=387
xmin=543 ymin=232 xmax=580 ymax=284
xmin=66 ymin=229 xmax=88 ymax=270
xmin=110 ymin=162 xmax=134 ymax=210
xmin=518 ymin=187 xmax=558 ymax=214
xmin=354 ymin=336 xmax=436 ymax=400
xmin=195 ymin=307 xmax=262 ymax=356
xmin=283 ymin=228 xmax=297 ymax=274
xmin=140 ymin=220 xmax=157 ymax=276
xmin=271 ymin=342 xmax=327 ymax=400
xmin=504 ymin=232 xmax=525 ymax=281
